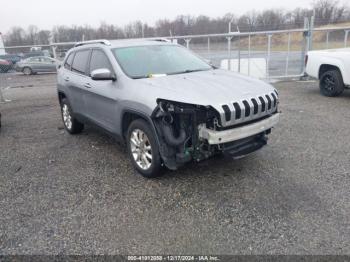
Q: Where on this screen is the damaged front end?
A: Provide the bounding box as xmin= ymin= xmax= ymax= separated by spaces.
xmin=151 ymin=98 xmax=279 ymax=170
xmin=152 ymin=99 xmax=221 ymax=170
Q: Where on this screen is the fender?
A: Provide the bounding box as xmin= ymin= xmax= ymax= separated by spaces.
xmin=318 ymin=57 xmax=347 ymax=83
xmin=120 ymin=108 xmax=160 ymax=146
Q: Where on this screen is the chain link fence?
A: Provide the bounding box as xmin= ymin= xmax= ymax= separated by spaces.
xmin=1 ymin=19 xmax=350 ymax=102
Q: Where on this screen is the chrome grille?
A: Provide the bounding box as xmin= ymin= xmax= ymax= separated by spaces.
xmin=218 ymin=92 xmax=279 ymax=127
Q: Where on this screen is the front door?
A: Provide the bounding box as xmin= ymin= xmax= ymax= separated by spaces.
xmin=83 ymin=49 xmax=118 ymax=132
xmin=66 ymin=49 xmax=91 ymax=116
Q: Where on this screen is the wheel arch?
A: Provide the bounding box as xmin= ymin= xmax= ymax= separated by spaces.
xmin=318 ymin=64 xmax=342 ymax=79
xmin=22 ymin=66 xmax=33 ymax=73
xmin=57 ymin=91 xmax=67 ymax=105
xmin=121 ymin=109 xmax=159 ymax=144
xmin=317 ymin=57 xmax=348 ymax=84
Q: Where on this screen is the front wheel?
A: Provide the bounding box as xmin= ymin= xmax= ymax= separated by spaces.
xmin=60 ymin=98 xmax=84 ymax=134
xmin=23 ymin=67 xmax=33 ymax=75
xmin=320 ymin=70 xmax=344 ymax=97
xmin=127 ymin=119 xmax=163 ymax=178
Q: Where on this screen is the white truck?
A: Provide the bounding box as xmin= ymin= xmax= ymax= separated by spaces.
xmin=305 ymin=48 xmax=350 ymax=96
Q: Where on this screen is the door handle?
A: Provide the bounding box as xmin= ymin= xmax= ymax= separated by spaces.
xmin=84 ymin=83 xmax=92 ymax=88
xmin=64 ymin=77 xmax=70 ymax=82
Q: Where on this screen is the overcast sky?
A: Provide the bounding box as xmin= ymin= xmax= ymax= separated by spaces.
xmin=0 ymin=0 xmax=334 ymax=33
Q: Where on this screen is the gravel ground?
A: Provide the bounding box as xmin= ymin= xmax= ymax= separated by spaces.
xmin=0 ymin=73 xmax=349 ymax=255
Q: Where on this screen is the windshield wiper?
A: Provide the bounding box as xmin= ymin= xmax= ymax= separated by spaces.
xmin=167 ymin=68 xmax=210 ymax=75
xmin=132 ymin=75 xmax=150 ymax=79
xmin=132 ymin=68 xmax=211 ymax=78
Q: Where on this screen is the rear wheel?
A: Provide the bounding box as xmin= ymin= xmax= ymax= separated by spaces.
xmin=127 ymin=119 xmax=163 ymax=178
xmin=23 ymin=67 xmax=32 ymax=75
xmin=320 ymin=70 xmax=344 ymax=97
xmin=60 ymin=98 xmax=84 ymax=134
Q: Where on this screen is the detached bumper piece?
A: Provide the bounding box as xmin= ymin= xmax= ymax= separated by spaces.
xmin=198 ymin=113 xmax=280 ymax=145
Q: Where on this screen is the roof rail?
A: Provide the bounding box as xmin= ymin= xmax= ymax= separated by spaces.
xmin=74 ymin=39 xmax=111 ymax=47
xmin=149 ymin=38 xmax=171 ymax=43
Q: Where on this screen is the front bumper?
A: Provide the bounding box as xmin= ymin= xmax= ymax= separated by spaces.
xmin=198 ymin=113 xmax=280 ymax=145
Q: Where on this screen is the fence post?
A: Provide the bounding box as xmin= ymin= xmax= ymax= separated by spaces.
xmin=326 ymin=31 xmax=330 ymax=49
xmin=238 ymin=35 xmax=241 ymax=73
xmin=285 ymin=33 xmax=291 ymax=76
xmin=266 ymin=34 xmax=272 ymax=80
xmin=207 ymin=37 xmax=210 ymax=56
xmin=51 ymin=45 xmax=57 ymax=59
xmin=309 ymin=16 xmax=314 ymax=51
xmin=344 ymin=30 xmax=349 ymax=48
xmin=300 ymin=17 xmax=310 ymax=77
xmin=226 ymin=36 xmax=233 ymax=71
xmin=185 ymin=39 xmax=191 ymax=49
xmin=248 ymin=34 xmax=251 ymax=76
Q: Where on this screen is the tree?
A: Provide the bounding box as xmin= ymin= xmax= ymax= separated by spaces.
xmin=27 ymin=25 xmax=39 ymax=45
xmin=3 ymin=0 xmax=350 ymax=47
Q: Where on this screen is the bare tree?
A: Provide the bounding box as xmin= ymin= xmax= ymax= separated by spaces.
xmin=27 ymin=25 xmax=39 ymax=45
xmin=312 ymin=0 xmax=347 ymax=25
xmin=3 ymin=0 xmax=350 ymax=47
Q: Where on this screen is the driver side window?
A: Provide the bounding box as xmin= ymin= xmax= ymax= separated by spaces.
xmin=89 ymin=49 xmax=113 ymax=76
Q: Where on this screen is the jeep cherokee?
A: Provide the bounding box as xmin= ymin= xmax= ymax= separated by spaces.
xmin=57 ymin=39 xmax=280 ymax=178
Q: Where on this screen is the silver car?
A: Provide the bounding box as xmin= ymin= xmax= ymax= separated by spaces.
xmin=16 ymin=56 xmax=58 ymax=75
xmin=57 ymin=39 xmax=280 ymax=178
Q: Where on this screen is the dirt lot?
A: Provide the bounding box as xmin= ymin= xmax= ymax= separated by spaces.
xmin=0 ymin=73 xmax=349 ymax=255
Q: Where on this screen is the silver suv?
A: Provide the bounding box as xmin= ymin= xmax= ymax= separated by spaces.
xmin=57 ymin=39 xmax=280 ymax=177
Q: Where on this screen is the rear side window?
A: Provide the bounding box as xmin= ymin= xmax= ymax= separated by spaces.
xmin=27 ymin=57 xmax=40 ymax=62
xmin=89 ymin=49 xmax=113 ymax=75
xmin=64 ymin=53 xmax=74 ymax=69
xmin=71 ymin=50 xmax=90 ymax=75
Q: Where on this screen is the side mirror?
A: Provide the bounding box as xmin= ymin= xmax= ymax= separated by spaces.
xmin=91 ymin=68 xmax=116 ymax=81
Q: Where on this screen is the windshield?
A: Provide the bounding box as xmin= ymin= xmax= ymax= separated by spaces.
xmin=112 ymin=45 xmax=212 ymax=79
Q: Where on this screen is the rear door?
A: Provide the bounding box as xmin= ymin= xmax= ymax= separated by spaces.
xmin=27 ymin=57 xmax=41 ymax=71
xmin=83 ymin=48 xmax=118 ymax=132
xmin=40 ymin=57 xmax=57 ymax=72
xmin=65 ymin=49 xmax=91 ymax=116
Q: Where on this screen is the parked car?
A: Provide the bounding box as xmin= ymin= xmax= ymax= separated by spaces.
xmin=0 ymin=59 xmax=12 ymax=73
xmin=0 ymin=54 xmax=21 ymax=65
xmin=305 ymin=48 xmax=350 ymax=96
xmin=22 ymin=50 xmax=51 ymax=59
xmin=16 ymin=56 xmax=58 ymax=75
xmin=57 ymin=39 xmax=280 ymax=178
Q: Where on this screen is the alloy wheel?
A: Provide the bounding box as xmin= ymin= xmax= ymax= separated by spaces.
xmin=323 ymin=74 xmax=335 ymax=92
xmin=62 ymin=104 xmax=72 ymax=130
xmin=130 ymin=129 xmax=153 ymax=170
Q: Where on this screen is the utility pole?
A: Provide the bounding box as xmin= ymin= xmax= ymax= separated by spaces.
xmin=49 ymin=32 xmax=57 ymax=59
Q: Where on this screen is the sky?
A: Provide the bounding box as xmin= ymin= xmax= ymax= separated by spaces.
xmin=0 ymin=0 xmax=330 ymax=33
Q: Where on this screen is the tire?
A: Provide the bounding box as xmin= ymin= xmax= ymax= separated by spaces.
xmin=23 ymin=67 xmax=33 ymax=75
xmin=127 ymin=119 xmax=163 ymax=178
xmin=60 ymin=98 xmax=84 ymax=134
xmin=320 ymin=70 xmax=344 ymax=97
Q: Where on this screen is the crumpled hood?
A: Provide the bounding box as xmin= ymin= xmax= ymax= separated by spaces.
xmin=137 ymin=69 xmax=275 ymax=108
